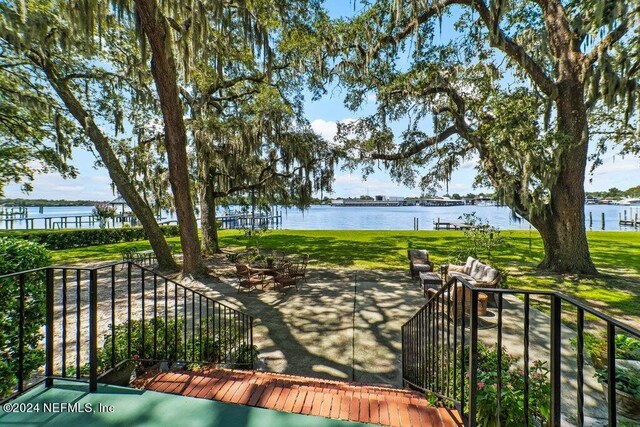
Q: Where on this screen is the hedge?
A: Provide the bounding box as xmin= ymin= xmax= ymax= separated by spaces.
xmin=0 ymin=238 xmax=51 ymax=397
xmin=0 ymin=225 xmax=180 ymax=250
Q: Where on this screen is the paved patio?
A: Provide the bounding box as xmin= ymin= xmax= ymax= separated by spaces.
xmin=184 ymin=265 xmax=426 ymax=386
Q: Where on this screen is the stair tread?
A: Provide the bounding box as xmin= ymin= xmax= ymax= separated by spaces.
xmin=135 ymin=368 xmax=460 ymax=426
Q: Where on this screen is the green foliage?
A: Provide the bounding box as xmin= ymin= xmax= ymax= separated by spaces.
xmin=71 ymin=315 xmax=258 ymax=377
xmin=99 ymin=318 xmax=186 ymax=370
xmin=460 ymin=343 xmax=551 ymax=426
xmin=595 ymin=367 xmax=640 ymax=398
xmin=573 ymin=333 xmax=640 ymax=370
xmin=458 ymin=212 xmax=509 ymax=261
xmin=2 ymin=225 xmax=180 ymax=250
xmin=0 ymin=238 xmax=51 ymax=397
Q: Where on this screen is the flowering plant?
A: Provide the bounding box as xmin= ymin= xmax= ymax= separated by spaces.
xmin=92 ymin=203 xmax=117 ymax=228
xmin=461 ymin=343 xmax=551 ymax=426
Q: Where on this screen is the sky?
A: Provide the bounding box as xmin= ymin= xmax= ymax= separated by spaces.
xmin=4 ymin=1 xmax=640 ymax=201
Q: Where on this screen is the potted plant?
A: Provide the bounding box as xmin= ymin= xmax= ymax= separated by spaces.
xmin=596 ymin=367 xmax=640 ymax=421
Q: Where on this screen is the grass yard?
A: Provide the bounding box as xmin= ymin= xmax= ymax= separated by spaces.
xmin=49 ymin=229 xmax=640 ymax=323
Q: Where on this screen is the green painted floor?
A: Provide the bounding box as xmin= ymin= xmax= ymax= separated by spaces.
xmin=0 ymin=380 xmax=370 ymax=427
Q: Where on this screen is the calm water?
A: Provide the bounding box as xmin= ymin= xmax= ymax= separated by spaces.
xmin=1 ymin=204 xmax=638 ymax=231
xmin=279 ymin=204 xmax=640 ymax=231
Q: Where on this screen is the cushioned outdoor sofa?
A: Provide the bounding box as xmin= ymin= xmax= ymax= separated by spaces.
xmin=446 ymin=256 xmax=501 ymax=289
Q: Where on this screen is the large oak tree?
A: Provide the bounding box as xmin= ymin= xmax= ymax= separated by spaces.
xmin=321 ymin=0 xmax=640 ymax=273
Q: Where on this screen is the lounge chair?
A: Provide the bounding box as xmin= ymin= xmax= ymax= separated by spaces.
xmin=446 ymin=256 xmax=501 ymax=289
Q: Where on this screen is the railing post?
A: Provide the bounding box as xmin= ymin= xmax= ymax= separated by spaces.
xmin=607 ymin=323 xmax=616 ymax=426
xmin=250 ymin=317 xmax=254 ymax=369
xmin=89 ymin=269 xmax=98 ymax=392
xmin=550 ymin=294 xmax=562 ymax=426
xmin=45 ymin=268 xmax=54 ymax=388
xmin=400 ymin=326 xmax=407 ymax=387
xmin=18 ymin=274 xmax=25 ymax=392
xmin=468 ymin=288 xmax=479 ymax=427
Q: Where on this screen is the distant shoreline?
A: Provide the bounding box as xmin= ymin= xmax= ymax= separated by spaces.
xmin=0 ymin=198 xmax=104 ymax=207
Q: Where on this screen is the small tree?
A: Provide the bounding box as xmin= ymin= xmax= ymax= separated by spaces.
xmin=92 ymin=203 xmax=117 ymax=229
xmin=459 ymin=213 xmax=507 ymax=262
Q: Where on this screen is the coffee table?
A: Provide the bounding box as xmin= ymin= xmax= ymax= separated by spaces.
xmin=419 ymin=271 xmax=442 ymax=297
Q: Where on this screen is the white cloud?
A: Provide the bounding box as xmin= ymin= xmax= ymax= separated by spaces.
xmin=311 ymin=118 xmax=357 ymax=145
xmin=90 ymin=175 xmax=112 ymax=183
xmin=587 ymin=154 xmax=640 ymax=191
xmin=3 ymin=171 xmax=114 ymax=201
xmin=311 ymin=119 xmax=338 ymax=142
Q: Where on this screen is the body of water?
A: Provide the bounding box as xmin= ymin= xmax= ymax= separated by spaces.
xmin=1 ymin=204 xmax=639 ymax=231
xmin=279 ymin=204 xmax=639 ymax=231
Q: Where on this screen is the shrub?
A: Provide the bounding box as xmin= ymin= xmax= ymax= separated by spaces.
xmin=445 ymin=343 xmax=550 ymax=426
xmin=572 ymin=333 xmax=640 ymax=369
xmin=71 ymin=315 xmax=258 ymax=377
xmin=0 ymin=238 xmax=51 ymax=397
xmin=1 ymin=225 xmax=180 ymax=250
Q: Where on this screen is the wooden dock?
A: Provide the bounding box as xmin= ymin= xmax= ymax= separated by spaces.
xmin=619 ymin=210 xmax=639 ymax=228
xmin=0 ymin=213 xmax=137 ymax=230
xmin=218 ymin=212 xmax=282 ymax=230
xmin=433 ymin=221 xmax=472 ymax=230
xmin=619 ymin=219 xmax=639 ymax=228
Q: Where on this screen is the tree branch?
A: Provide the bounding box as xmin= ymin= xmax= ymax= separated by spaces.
xmin=371 ymin=125 xmax=459 ymax=161
xmin=363 ymin=0 xmax=555 ymax=96
xmin=471 ymin=0 xmax=556 ymax=97
xmin=582 ymin=18 xmax=632 ymax=76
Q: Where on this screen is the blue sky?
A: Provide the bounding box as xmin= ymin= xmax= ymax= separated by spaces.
xmin=4 ymin=1 xmax=639 ymax=201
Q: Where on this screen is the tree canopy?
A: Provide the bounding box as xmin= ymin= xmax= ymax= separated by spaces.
xmin=308 ymin=0 xmax=640 ymax=273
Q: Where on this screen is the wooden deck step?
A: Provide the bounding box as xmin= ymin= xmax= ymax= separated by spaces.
xmin=135 ymin=368 xmax=460 ymax=426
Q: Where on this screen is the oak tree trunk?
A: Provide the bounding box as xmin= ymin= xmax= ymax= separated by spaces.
xmin=135 ymin=0 xmax=206 ymax=276
xmin=38 ymin=56 xmax=178 ymax=272
xmin=529 ymin=75 xmax=597 ymax=274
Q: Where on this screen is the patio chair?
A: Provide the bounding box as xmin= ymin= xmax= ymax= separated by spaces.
xmin=120 ymin=247 xmax=143 ymax=269
xmin=408 ymin=249 xmax=434 ymax=280
xmin=235 ymin=263 xmax=267 ymax=293
xmin=274 ymin=262 xmax=300 ymax=291
xmin=290 ymin=253 xmax=309 ymax=284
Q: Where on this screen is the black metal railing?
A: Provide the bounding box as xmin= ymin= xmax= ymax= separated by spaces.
xmin=0 ymin=261 xmax=253 ymax=402
xmin=402 ymin=276 xmax=640 ymax=426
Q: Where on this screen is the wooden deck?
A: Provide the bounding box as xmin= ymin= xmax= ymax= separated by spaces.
xmin=135 ymin=368 xmax=461 ymax=426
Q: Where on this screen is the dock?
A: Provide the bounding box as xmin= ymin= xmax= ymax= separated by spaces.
xmin=619 ymin=210 xmax=639 ymax=228
xmin=0 ymin=213 xmax=137 ymax=230
xmin=218 ymin=212 xmax=282 ymax=230
xmin=433 ymin=220 xmax=473 ymax=230
xmin=619 ymin=219 xmax=639 ymax=228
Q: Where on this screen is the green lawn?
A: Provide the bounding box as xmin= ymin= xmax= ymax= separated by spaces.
xmin=50 ymin=229 xmax=640 ymax=322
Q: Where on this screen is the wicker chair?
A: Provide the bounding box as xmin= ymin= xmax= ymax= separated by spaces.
xmin=290 ymin=254 xmax=309 ymax=284
xmin=235 ymin=263 xmax=267 ymax=293
xmin=426 ymin=284 xmax=489 ymax=318
xmin=408 ymin=249 xmax=434 ymax=279
xmin=274 ymin=262 xmax=300 ymax=291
